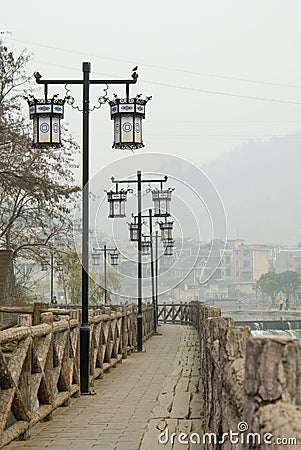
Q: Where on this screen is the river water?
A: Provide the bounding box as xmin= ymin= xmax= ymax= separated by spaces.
xmin=252 ymin=329 xmax=301 ymax=340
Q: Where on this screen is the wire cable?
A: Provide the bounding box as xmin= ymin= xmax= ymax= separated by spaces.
xmin=30 ymin=60 xmax=301 ymax=106
xmin=7 ymin=36 xmax=301 ymax=90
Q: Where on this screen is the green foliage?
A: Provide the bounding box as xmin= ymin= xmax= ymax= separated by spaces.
xmin=256 ymin=271 xmax=301 ymax=307
xmin=99 ymin=269 xmax=122 ymax=303
xmin=256 ymin=272 xmax=280 ymax=304
xmin=277 ymin=271 xmax=301 ymax=307
xmin=61 ymin=250 xmax=81 ymax=304
xmin=62 ymin=250 xmax=121 ymax=304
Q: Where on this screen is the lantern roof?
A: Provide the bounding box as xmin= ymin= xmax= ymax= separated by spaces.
xmin=109 ymin=95 xmax=152 ymax=119
xmin=27 ymin=95 xmax=65 ymax=119
xmin=158 ymin=218 xmax=174 ymax=228
xmin=106 ymin=188 xmax=128 ymax=199
xmin=152 ymin=187 xmax=174 ymax=196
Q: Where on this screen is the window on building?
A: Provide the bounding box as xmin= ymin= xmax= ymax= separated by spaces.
xmin=243 ymin=250 xmax=250 ymax=256
xmin=241 ymin=272 xmax=252 ymax=282
xmin=226 ymin=268 xmax=231 ymax=276
xmin=225 ymin=255 xmax=231 ymax=264
xmin=243 ymin=260 xmax=250 ymax=268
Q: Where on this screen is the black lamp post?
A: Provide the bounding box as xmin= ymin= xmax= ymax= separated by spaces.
xmin=154 ymin=230 xmax=159 ymax=326
xmin=92 ymin=245 xmax=119 ymax=304
xmin=145 ymin=211 xmax=174 ymax=332
xmin=41 ymin=252 xmax=63 ymax=303
xmin=107 ymin=171 xmax=171 ymax=351
xmin=127 ymin=210 xmax=175 ymax=332
xmin=29 ymin=63 xmax=148 ymax=395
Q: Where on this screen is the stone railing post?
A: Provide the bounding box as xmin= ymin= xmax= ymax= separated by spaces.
xmin=121 ymin=305 xmax=129 ymax=357
xmin=33 ymin=302 xmax=48 ymax=325
xmin=17 ymin=314 xmax=32 ymax=327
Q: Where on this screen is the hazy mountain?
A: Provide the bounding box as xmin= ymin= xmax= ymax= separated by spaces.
xmin=202 ymin=134 xmax=301 ymax=245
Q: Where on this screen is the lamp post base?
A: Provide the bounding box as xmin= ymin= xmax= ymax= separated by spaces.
xmin=80 ymin=324 xmax=90 ymax=394
xmin=137 ymin=315 xmax=143 ymax=352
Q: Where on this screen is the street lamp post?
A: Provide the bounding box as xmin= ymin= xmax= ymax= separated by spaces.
xmin=108 ymin=171 xmax=171 ymax=351
xmin=50 ymin=252 xmax=54 ymax=303
xmin=31 ymin=63 xmax=140 ymax=395
xmin=155 ymin=230 xmax=159 ymax=326
xmin=41 ymin=252 xmax=63 ymax=303
xmin=138 ymin=209 xmax=157 ymax=333
xmin=148 ymin=209 xmax=156 ymax=333
xmin=92 ymin=245 xmax=119 ymax=304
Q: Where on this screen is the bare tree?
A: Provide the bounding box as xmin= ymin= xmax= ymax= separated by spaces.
xmin=0 ymin=36 xmax=80 ymax=277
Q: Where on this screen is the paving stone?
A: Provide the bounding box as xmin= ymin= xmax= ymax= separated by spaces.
xmin=4 ymin=325 xmax=204 ymax=450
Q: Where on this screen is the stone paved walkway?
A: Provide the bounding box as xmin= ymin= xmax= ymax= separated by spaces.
xmin=5 ymin=325 xmax=203 ymax=450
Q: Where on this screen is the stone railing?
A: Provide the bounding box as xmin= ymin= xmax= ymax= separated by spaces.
xmin=0 ymin=304 xmax=154 ymax=448
xmin=191 ymin=302 xmax=301 ymax=449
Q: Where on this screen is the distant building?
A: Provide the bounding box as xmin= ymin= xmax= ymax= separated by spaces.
xmin=274 ymin=248 xmax=301 ymax=274
xmin=168 ymin=238 xmax=270 ymax=296
xmin=222 ymin=240 xmax=269 ymax=283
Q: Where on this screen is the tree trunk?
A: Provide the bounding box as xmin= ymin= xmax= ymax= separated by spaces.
xmin=0 ymin=250 xmax=16 ymax=324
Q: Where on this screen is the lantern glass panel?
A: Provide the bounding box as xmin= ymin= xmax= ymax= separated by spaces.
xmin=119 ymin=201 xmax=125 ymax=216
xmin=112 ymin=199 xmax=124 ymax=217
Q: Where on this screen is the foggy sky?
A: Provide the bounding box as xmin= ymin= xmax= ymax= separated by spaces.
xmin=2 ymin=1 xmax=301 ymax=244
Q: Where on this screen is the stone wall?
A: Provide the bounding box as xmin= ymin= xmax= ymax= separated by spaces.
xmin=193 ymin=302 xmax=301 ymax=449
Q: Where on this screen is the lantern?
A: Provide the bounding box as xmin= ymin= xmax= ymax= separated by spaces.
xmin=128 ymin=217 xmax=139 ymax=241
xmin=158 ymin=219 xmax=174 ymax=242
xmin=41 ymin=262 xmax=48 ymax=271
xmin=164 ymin=240 xmax=175 ymax=256
xmin=141 ymin=238 xmax=151 ymax=255
xmin=152 ymin=188 xmax=173 ymax=217
xmin=109 ymin=95 xmax=151 ymax=150
xmin=109 ymin=250 xmax=119 ymax=266
xmin=91 ymin=250 xmax=101 ymax=265
xmin=27 ymin=96 xmax=65 ymax=148
xmin=57 ymin=259 xmax=63 ymax=272
xmin=107 ymin=189 xmax=127 ymax=218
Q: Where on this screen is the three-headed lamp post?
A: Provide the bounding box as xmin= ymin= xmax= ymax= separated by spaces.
xmin=91 ymin=246 xmax=119 ymax=304
xmin=106 ymin=171 xmax=174 ymax=351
